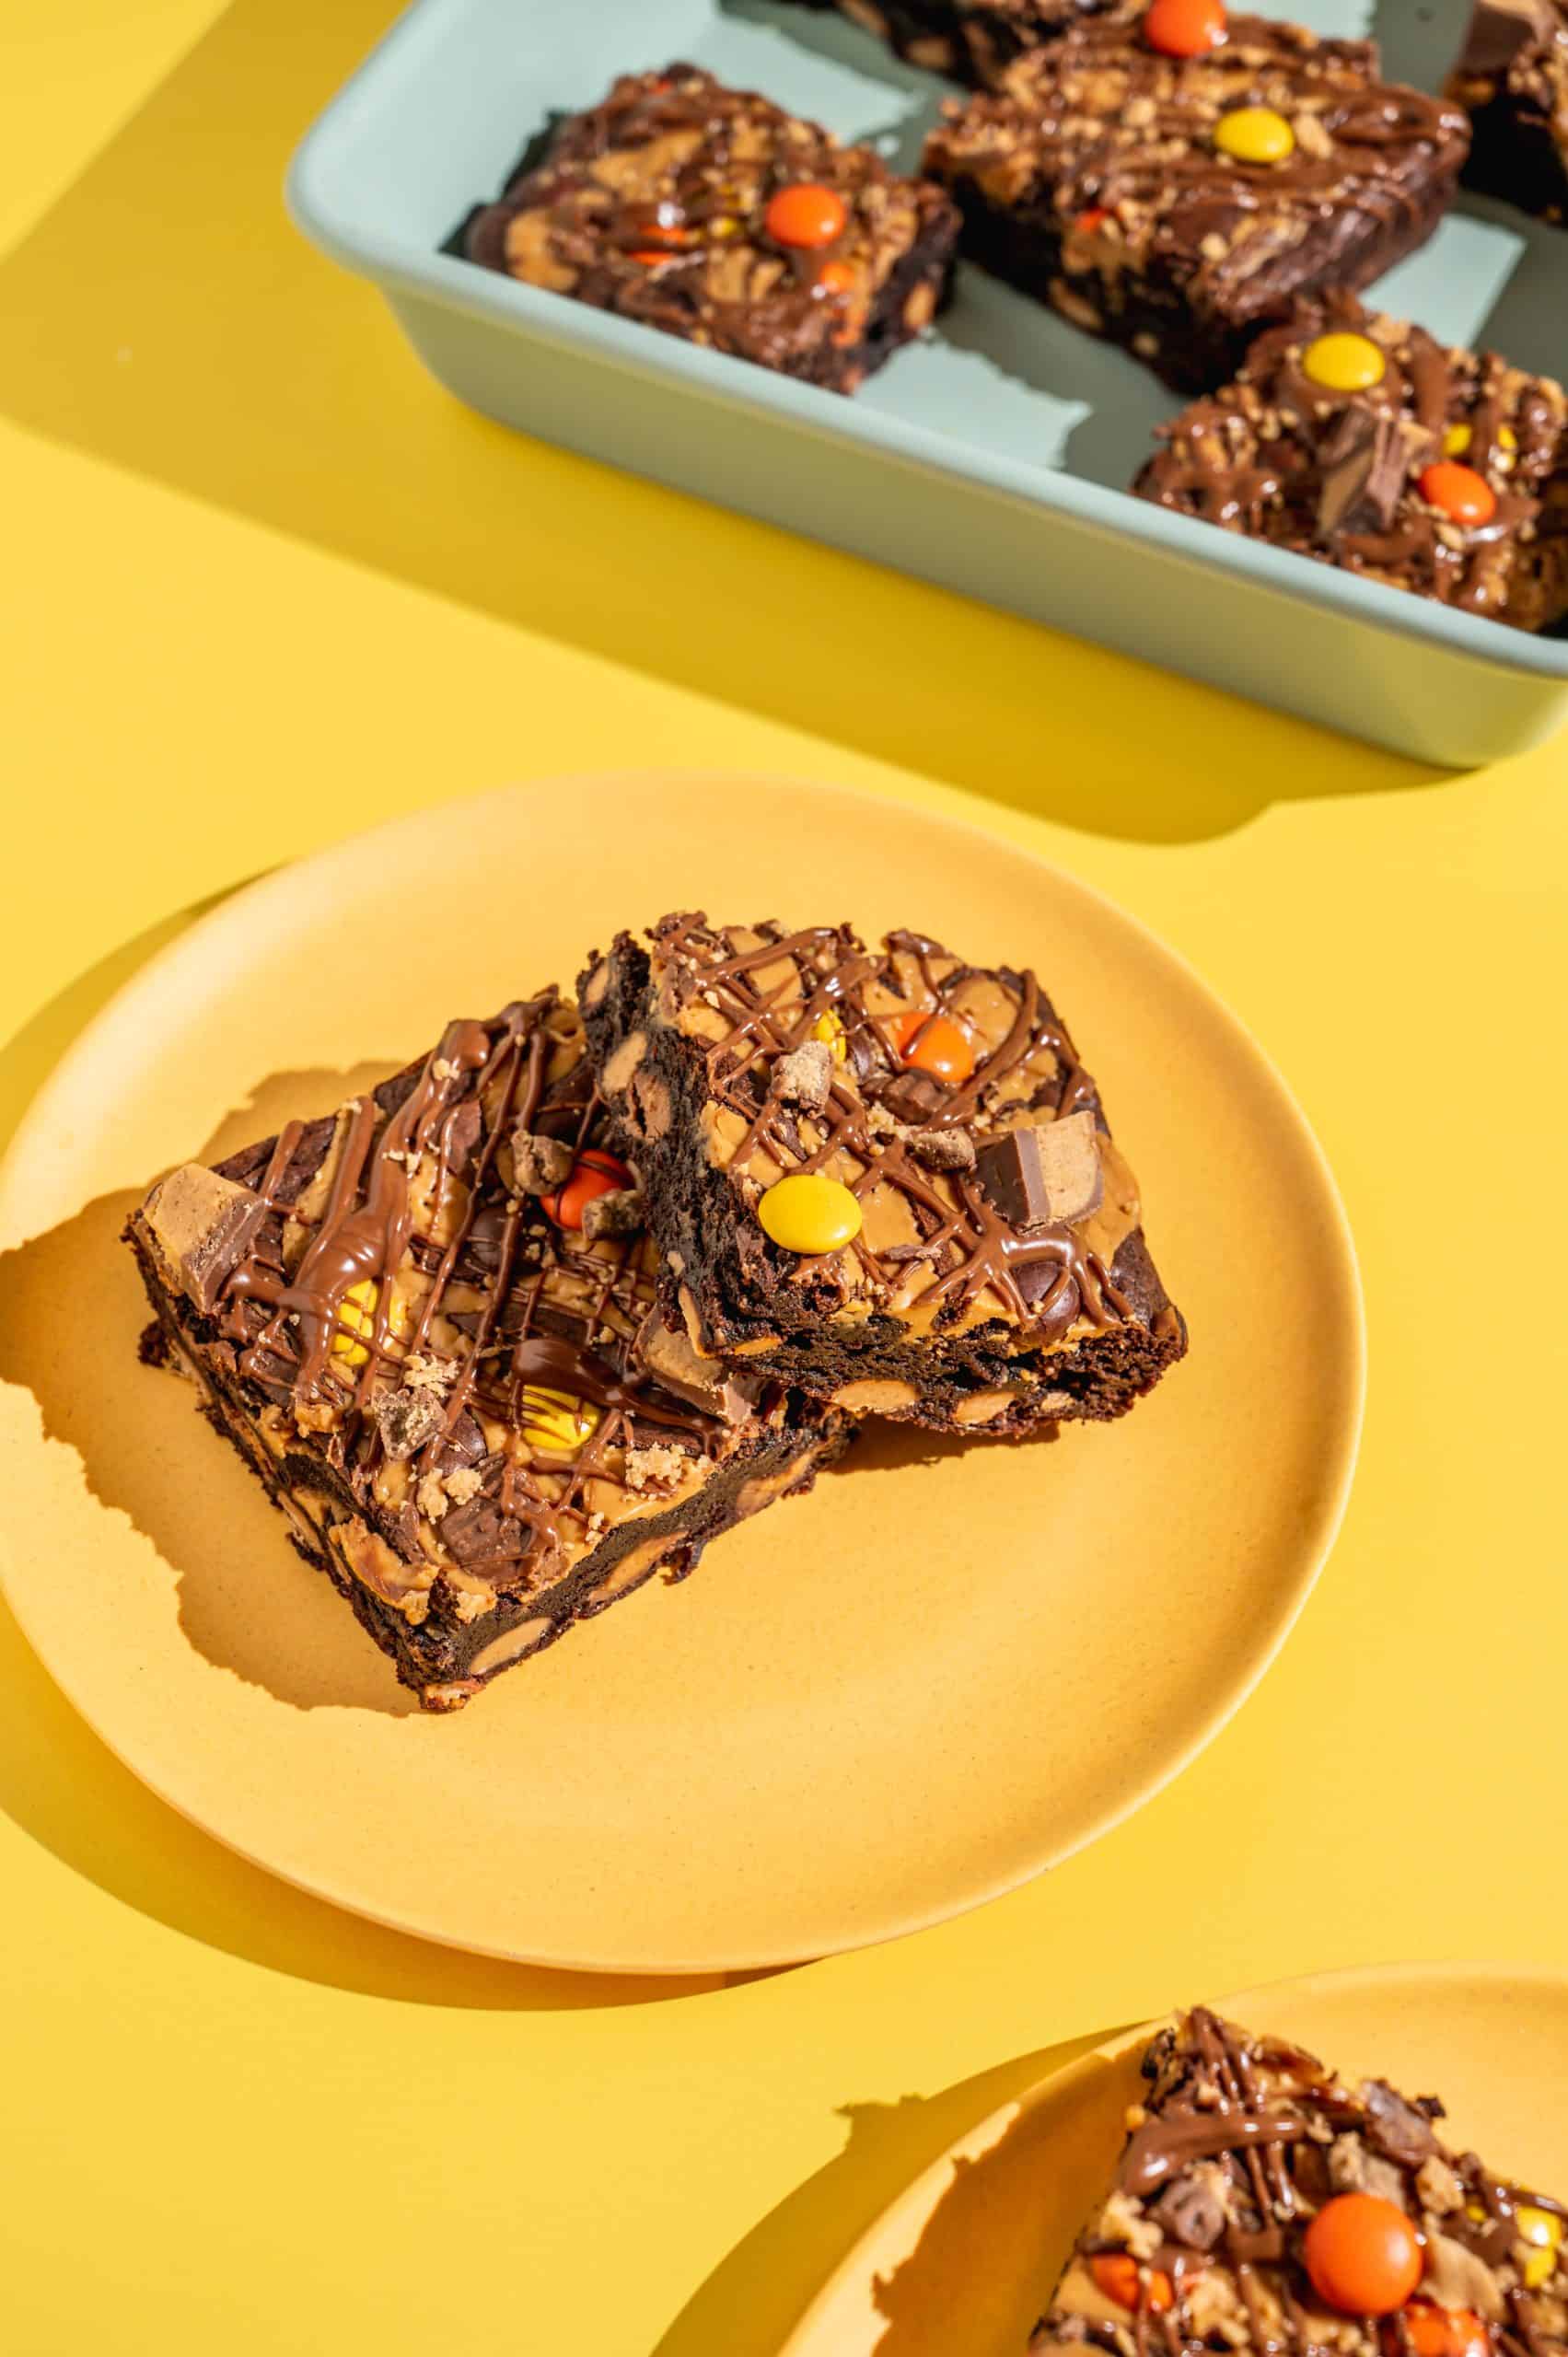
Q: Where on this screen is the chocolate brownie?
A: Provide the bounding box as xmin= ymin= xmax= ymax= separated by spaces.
xmin=580 ymin=916 xmax=1185 ymax=1439
xmin=1135 ymin=290 xmax=1568 ymax=632
xmin=1447 ymin=0 xmax=1568 ymax=227
xmin=922 ymin=7 xmax=1469 ymax=390
xmin=125 ymin=993 xmax=849 ymax=1712
xmin=1029 ymin=2004 xmax=1567 ymax=2357
xmin=782 ymin=0 xmax=1132 ymax=89
xmin=458 ymin=64 xmax=959 ymax=394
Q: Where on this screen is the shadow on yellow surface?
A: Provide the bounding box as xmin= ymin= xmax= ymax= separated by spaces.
xmin=0 ymin=919 xmax=749 ymax=2010
xmin=648 ymin=2031 xmax=1117 ymax=2357
xmin=0 ymin=0 xmax=1449 ymax=846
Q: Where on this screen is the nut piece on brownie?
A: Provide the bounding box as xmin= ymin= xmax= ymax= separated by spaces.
xmin=1446 ymin=0 xmax=1568 ymax=227
xmin=123 ymin=991 xmax=849 ymax=1711
xmin=579 ymin=915 xmax=1185 ymax=1439
xmin=1134 ymin=290 xmax=1568 ymax=633
xmin=457 ymin=64 xmax=960 ymax=395
xmin=922 ymin=9 xmax=1469 ymax=390
xmin=1028 ymin=2004 xmax=1568 ymax=2357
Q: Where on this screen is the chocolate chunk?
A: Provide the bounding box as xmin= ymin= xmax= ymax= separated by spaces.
xmin=633 ymin=1310 xmax=752 ymax=1423
xmin=1316 ymin=406 xmax=1408 ymax=540
xmin=1458 ymin=0 xmax=1551 ymax=75
xmin=1362 ymin=2080 xmax=1439 ymax=2167
xmin=433 ymin=1409 xmax=487 ymax=1471
xmin=440 ymin=1479 xmax=525 ymax=1569
xmin=975 ymin=1111 xmax=1103 ymax=1229
xmin=881 ymin=1069 xmax=947 ymax=1123
xmin=510 ymin=1126 xmax=574 ymax=1194
xmin=582 ymin=1187 xmax=644 ymax=1241
xmin=772 ymin=1039 xmax=833 ymax=1111
xmin=372 ymin=1385 xmax=446 ymax=1461
xmin=1151 ymin=2173 xmax=1226 ymax=2252
xmin=907 ymin=1125 xmax=977 ymax=1173
xmin=444 ymin=1097 xmax=482 ymax=1175
xmin=141 ymin=1165 xmax=266 ymax=1315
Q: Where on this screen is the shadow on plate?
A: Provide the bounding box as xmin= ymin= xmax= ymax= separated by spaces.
xmin=647 ymin=2029 xmax=1125 ymax=2357
xmin=0 ymin=0 xmax=1457 ymax=844
xmin=0 ymin=933 xmax=772 ymax=2008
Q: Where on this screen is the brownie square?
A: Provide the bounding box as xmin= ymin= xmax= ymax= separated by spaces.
xmin=1028 ymin=2004 xmax=1568 ymax=2357
xmin=458 ymin=64 xmax=959 ymax=394
xmin=1134 ymin=290 xmax=1568 ymax=632
xmin=1447 ymin=0 xmax=1568 ymax=227
xmin=125 ymin=993 xmax=849 ymax=1712
xmin=922 ymin=12 xmax=1469 ymax=390
xmin=580 ymin=917 xmax=1186 ymax=1440
xmin=783 ymin=0 xmax=1132 ymax=90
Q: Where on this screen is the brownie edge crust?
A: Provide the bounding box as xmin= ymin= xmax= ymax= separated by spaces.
xmin=124 ymin=993 xmax=849 ymax=1711
xmin=580 ymin=916 xmax=1186 ymax=1439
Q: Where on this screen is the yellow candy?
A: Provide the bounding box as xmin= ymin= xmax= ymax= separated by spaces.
xmin=811 ymin=1009 xmax=849 ymax=1063
xmin=1517 ymin=2206 xmax=1562 ymax=2291
xmin=758 ymin=1172 xmax=864 ymax=1256
xmin=1302 ymin=331 xmax=1386 ymax=392
xmin=1214 ymin=106 xmax=1295 ymax=164
xmin=519 ymin=1386 xmax=602 ymax=1457
xmin=1445 ymin=423 xmax=1516 ymax=458
xmin=331 ymin=1278 xmax=409 ymax=1368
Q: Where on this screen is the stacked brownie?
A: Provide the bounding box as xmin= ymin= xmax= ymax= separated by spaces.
xmin=127 ymin=921 xmax=1187 ymax=1707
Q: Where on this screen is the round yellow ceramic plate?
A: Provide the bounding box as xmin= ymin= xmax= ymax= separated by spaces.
xmin=783 ymin=1963 xmax=1568 ymax=2357
xmin=0 ymin=773 xmax=1363 ymax=1970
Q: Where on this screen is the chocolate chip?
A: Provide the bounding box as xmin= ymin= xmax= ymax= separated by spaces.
xmin=1362 ymin=2080 xmax=1439 ymax=2167
xmin=881 ymin=1069 xmax=946 ymax=1123
xmin=581 ymin=1187 xmax=644 ymax=1241
xmin=511 ymin=1126 xmax=574 ymax=1194
xmin=772 ymin=1039 xmax=833 ymax=1111
xmin=907 ymin=1125 xmax=977 ymax=1173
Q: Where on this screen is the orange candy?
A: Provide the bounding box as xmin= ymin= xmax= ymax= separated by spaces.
xmin=886 ymin=1006 xmax=976 ymax=1086
xmin=1090 ymin=2256 xmax=1176 ymax=2315
xmin=816 ymin=258 xmax=858 ymax=297
xmin=1144 ymin=0 xmax=1227 ymax=56
xmin=542 ymin=1148 xmax=632 ymax=1231
xmin=1074 ymin=206 xmax=1113 ymax=234
xmin=765 ymin=182 xmax=849 ymax=249
xmin=1304 ymin=2196 xmax=1424 ymax=2317
xmin=1418 ymin=460 xmax=1498 ymax=528
xmin=630 ymin=250 xmax=677 ymax=266
xmin=1400 ymin=2307 xmax=1490 ymax=2357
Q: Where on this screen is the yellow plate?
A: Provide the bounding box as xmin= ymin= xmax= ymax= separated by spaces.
xmin=784 ymin=1963 xmax=1568 ymax=2357
xmin=0 ymin=773 xmax=1363 ymax=1970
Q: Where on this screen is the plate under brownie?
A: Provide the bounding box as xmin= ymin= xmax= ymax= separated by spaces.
xmin=782 ymin=1962 xmax=1568 ymax=2357
xmin=0 ymin=772 xmax=1362 ymax=1970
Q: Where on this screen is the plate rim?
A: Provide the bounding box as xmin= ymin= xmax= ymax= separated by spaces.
xmin=0 ymin=770 xmax=1368 ymax=1970
xmin=780 ymin=1956 xmax=1568 ymax=2356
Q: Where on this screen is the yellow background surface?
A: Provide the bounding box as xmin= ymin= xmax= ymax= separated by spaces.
xmin=0 ymin=6 xmax=1564 ymax=2353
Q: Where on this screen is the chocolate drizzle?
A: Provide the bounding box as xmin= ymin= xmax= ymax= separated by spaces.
xmin=925 ymin=14 xmax=1469 ymax=378
xmin=1036 ymin=2007 xmax=1567 ymax=2357
xmin=459 ymin=64 xmax=958 ymax=384
xmin=171 ymin=993 xmax=762 ymax=1596
xmin=1139 ymin=289 xmax=1568 ymax=629
xmin=650 ymin=915 xmax=1132 ymax=1346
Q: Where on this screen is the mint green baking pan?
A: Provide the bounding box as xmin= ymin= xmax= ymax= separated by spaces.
xmin=287 ymin=0 xmax=1568 ymax=763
